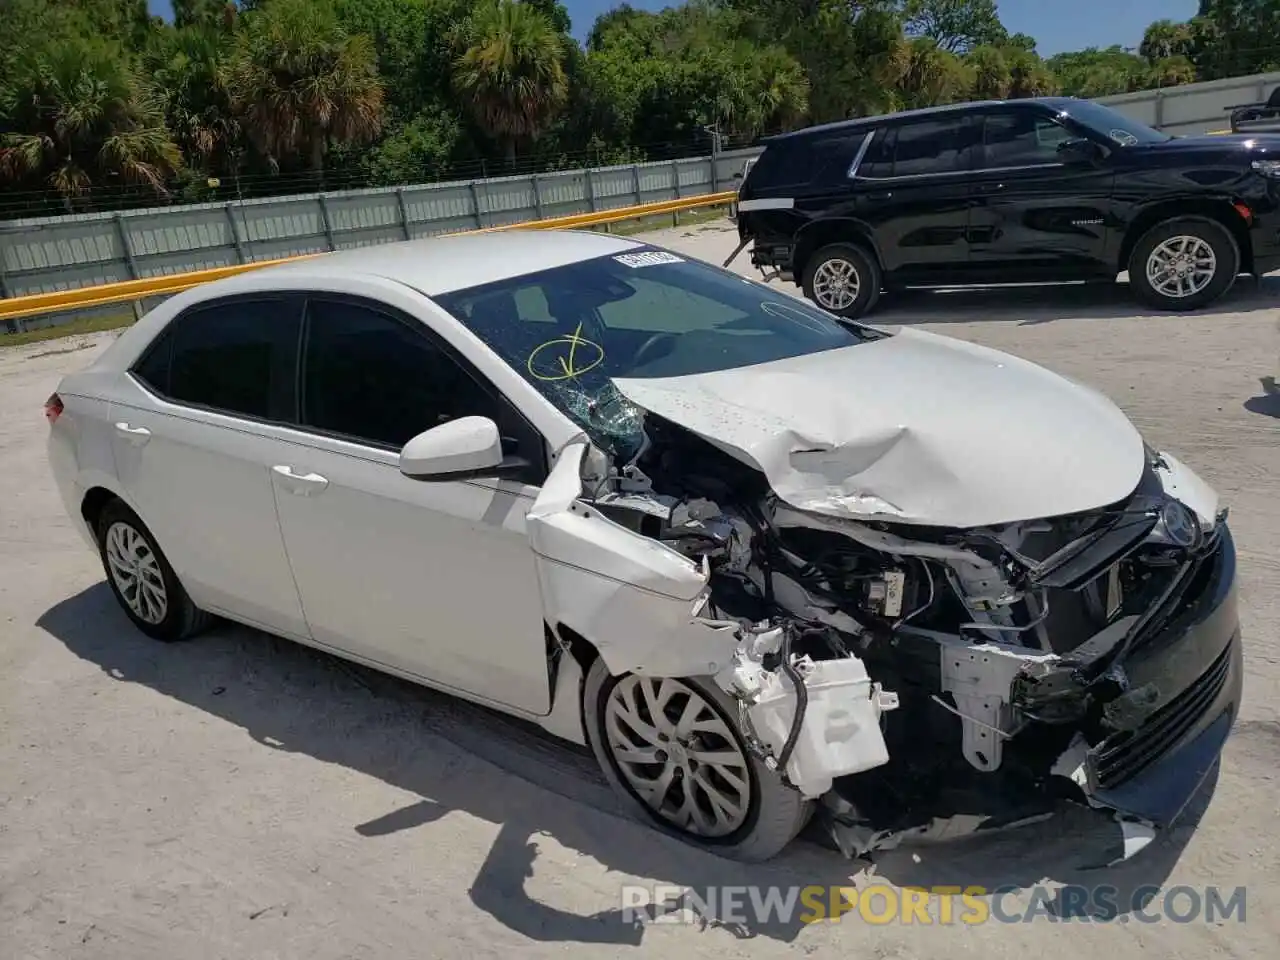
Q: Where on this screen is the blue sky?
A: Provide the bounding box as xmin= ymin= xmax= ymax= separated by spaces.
xmin=145 ymin=1 xmax=1199 ymax=56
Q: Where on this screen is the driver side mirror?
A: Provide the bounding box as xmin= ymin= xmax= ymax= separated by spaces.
xmin=1057 ymin=137 xmax=1106 ymax=164
xmin=399 ymin=416 xmax=528 ymax=482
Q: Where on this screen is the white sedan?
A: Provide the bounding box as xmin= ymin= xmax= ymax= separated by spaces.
xmin=47 ymin=230 xmax=1242 ymax=862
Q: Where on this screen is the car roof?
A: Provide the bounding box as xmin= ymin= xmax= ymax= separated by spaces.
xmin=766 ymin=97 xmax=1075 ymax=142
xmin=237 ymin=229 xmax=647 ymax=296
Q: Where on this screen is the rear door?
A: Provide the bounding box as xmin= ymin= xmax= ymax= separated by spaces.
xmin=112 ymin=296 xmax=309 ymax=638
xmin=965 ymin=107 xmax=1116 ymax=280
xmin=851 ymin=115 xmax=981 ymax=284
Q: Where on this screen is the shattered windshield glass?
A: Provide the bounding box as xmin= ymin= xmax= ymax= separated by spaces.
xmin=434 ymin=248 xmax=873 ymax=458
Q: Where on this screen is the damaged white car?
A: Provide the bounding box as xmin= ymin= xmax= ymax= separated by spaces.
xmin=47 ymin=231 xmax=1242 ymax=863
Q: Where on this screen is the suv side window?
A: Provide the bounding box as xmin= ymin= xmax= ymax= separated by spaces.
xmin=892 ymin=118 xmax=974 ymax=177
xmin=298 ymin=297 xmax=545 ymax=482
xmin=979 ymin=111 xmax=1073 ymax=169
xmin=132 ymin=297 xmax=301 ymax=421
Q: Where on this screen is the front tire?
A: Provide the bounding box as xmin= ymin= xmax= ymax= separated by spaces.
xmin=801 ymin=242 xmax=882 ymax=319
xmin=583 ymin=659 xmax=811 ymax=862
xmin=95 ymin=499 xmax=212 ymax=643
xmin=1128 ymin=217 xmax=1239 ymax=311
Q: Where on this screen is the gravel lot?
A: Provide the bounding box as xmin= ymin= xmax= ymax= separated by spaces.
xmin=2 ymin=221 xmax=1278 ymax=959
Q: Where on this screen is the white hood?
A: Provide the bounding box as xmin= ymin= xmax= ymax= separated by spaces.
xmin=613 ymin=327 xmax=1146 ymax=529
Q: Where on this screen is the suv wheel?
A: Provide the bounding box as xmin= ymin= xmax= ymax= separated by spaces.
xmin=802 ymin=243 xmax=882 ymax=319
xmin=1128 ymin=217 xmax=1239 ymax=311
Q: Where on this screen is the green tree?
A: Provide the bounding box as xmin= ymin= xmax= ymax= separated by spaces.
xmin=227 ymin=0 xmax=385 ymax=176
xmin=144 ymin=26 xmax=239 ymax=177
xmin=173 ymin=0 xmax=236 ymax=31
xmin=0 ymin=34 xmax=180 ymax=202
xmin=899 ymin=36 xmax=968 ymax=108
xmin=903 ymin=0 xmax=1006 ymax=53
xmin=453 ymin=0 xmax=569 ymax=165
xmin=1139 ymin=19 xmax=1193 ymax=62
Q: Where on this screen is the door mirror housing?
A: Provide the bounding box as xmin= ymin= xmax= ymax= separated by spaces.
xmin=399 ymin=416 xmax=527 ymax=482
xmin=1057 ymin=137 xmax=1105 ymax=164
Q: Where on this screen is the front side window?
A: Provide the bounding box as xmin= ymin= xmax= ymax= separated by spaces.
xmin=135 ymin=297 xmax=300 ymax=420
xmin=434 ymin=250 xmax=876 ymax=457
xmin=979 ymin=112 xmax=1074 ymax=168
xmin=299 ymin=298 xmax=504 ymax=450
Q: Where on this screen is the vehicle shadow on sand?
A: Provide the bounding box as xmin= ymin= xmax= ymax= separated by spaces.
xmin=40 ymin=584 xmax=1215 ymax=944
xmin=871 ymin=274 xmax=1279 ymax=326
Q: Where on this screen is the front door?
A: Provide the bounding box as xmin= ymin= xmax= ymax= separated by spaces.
xmin=966 ymin=109 xmax=1116 ymax=281
xmin=852 ymin=117 xmax=981 ymax=284
xmin=268 ymin=295 xmax=553 ymax=716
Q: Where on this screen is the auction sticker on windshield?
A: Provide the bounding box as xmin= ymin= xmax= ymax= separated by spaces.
xmin=614 ymin=251 xmax=685 ymax=268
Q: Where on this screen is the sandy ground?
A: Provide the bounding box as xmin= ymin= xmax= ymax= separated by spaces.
xmin=2 ymin=222 xmax=1278 ymax=959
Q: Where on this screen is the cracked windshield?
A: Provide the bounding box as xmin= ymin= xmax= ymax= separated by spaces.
xmin=435 ymin=249 xmax=873 ymax=456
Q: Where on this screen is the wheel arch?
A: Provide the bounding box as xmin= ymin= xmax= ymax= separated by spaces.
xmin=1119 ymin=198 xmax=1252 ymax=275
xmin=81 ymin=484 xmax=126 ymax=534
xmin=793 ymin=218 xmax=883 ymax=281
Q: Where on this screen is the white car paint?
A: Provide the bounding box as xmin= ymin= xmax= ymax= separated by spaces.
xmin=47 ymin=229 xmax=1218 ymax=855
xmin=615 ymin=326 xmax=1147 ymax=528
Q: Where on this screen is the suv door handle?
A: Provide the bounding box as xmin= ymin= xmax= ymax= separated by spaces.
xmin=271 ymin=465 xmax=329 ymax=496
xmin=866 ymin=190 xmax=894 ymax=201
xmin=971 ymin=182 xmax=1006 ymax=194
xmin=114 ymin=422 xmax=151 ymax=446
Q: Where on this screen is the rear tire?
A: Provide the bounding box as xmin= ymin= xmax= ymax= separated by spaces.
xmin=1128 ymin=217 xmax=1238 ymax=311
xmin=95 ymin=499 xmax=212 ymax=643
xmin=582 ymin=658 xmax=811 ymax=862
xmin=801 ymin=242 xmax=882 ymax=319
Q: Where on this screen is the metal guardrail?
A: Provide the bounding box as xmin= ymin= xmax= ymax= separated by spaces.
xmin=0 ymin=190 xmax=736 ymax=323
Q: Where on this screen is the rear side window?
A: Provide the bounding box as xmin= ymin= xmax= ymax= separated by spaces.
xmin=744 ymin=140 xmax=815 ymax=187
xmin=133 ymin=297 xmax=300 ymax=420
xmin=856 ymin=118 xmax=977 ymax=178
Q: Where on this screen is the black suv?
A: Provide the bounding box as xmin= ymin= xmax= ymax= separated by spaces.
xmin=735 ymin=97 xmax=1280 ymax=318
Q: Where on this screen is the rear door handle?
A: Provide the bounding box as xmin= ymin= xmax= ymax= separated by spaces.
xmin=971 ymin=182 xmax=1006 ymax=195
xmin=114 ymin=422 xmax=151 ymax=446
xmin=271 ymin=465 xmax=329 ymax=496
xmin=866 ymin=190 xmax=894 ymax=201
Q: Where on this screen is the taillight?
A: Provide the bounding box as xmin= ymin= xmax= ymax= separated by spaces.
xmin=44 ymin=392 xmax=63 ymax=425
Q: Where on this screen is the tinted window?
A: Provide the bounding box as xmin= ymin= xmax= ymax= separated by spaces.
xmin=809 ymin=135 xmax=863 ymax=186
xmin=745 ymin=140 xmax=815 ymax=187
xmin=856 ymin=128 xmax=895 ymax=178
xmin=435 ymin=250 xmax=876 ymax=458
xmin=300 ymin=298 xmax=503 ymax=449
xmin=146 ymin=298 xmax=299 ymax=419
xmin=980 ymin=112 xmax=1072 ymax=168
xmin=1048 ymin=100 xmax=1170 ymax=145
xmin=892 ymin=119 xmax=972 ymax=177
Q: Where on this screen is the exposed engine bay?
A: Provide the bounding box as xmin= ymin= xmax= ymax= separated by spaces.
xmin=529 ymin=383 xmax=1233 ymax=862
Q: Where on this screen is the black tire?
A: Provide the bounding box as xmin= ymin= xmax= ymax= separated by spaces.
xmin=582 ymin=658 xmax=811 ymax=862
xmin=801 ymin=242 xmax=882 ymax=319
xmin=1127 ymin=216 xmax=1239 ymax=311
xmin=95 ymin=499 xmax=212 ymax=643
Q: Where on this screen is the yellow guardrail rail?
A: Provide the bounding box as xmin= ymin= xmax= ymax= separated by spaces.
xmin=0 ymin=189 xmax=737 ymax=323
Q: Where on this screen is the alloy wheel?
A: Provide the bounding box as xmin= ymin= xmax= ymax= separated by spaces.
xmin=1145 ymin=235 xmax=1217 ymax=299
xmin=603 ymin=676 xmax=753 ymax=839
xmin=811 ymin=257 xmax=861 ymax=311
xmin=104 ymin=521 xmax=168 ymax=624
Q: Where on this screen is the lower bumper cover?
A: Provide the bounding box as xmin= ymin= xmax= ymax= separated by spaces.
xmin=1082 ymin=527 xmax=1242 ymax=828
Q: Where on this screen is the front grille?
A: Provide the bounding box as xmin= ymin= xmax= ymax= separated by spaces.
xmin=1089 ymin=642 xmax=1231 ymax=789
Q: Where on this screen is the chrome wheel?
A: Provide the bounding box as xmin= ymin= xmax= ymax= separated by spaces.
xmin=603 ymin=676 xmax=753 ymax=839
xmin=104 ymin=521 xmax=168 ymax=624
xmin=811 ymin=257 xmax=861 ymax=311
xmin=1145 ymin=235 xmax=1217 ymax=299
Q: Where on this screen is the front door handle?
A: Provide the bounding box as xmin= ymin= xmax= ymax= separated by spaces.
xmin=271 ymin=465 xmax=329 ymax=496
xmin=114 ymin=422 xmax=151 ymax=446
xmin=971 ymin=182 xmax=1006 ymax=195
xmin=866 ymin=190 xmax=894 ymax=201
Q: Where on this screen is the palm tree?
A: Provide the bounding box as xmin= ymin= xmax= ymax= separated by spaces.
xmin=145 ymin=26 xmax=239 ymax=178
xmin=453 ymin=0 xmax=569 ymax=166
xmin=226 ymin=0 xmax=384 ymax=178
xmin=0 ymin=35 xmax=181 ymax=203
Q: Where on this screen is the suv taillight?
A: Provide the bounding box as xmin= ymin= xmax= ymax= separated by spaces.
xmin=44 ymin=392 xmax=63 ymax=425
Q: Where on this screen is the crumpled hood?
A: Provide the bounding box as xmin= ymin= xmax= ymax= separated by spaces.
xmin=613 ymin=327 xmax=1146 ymax=529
